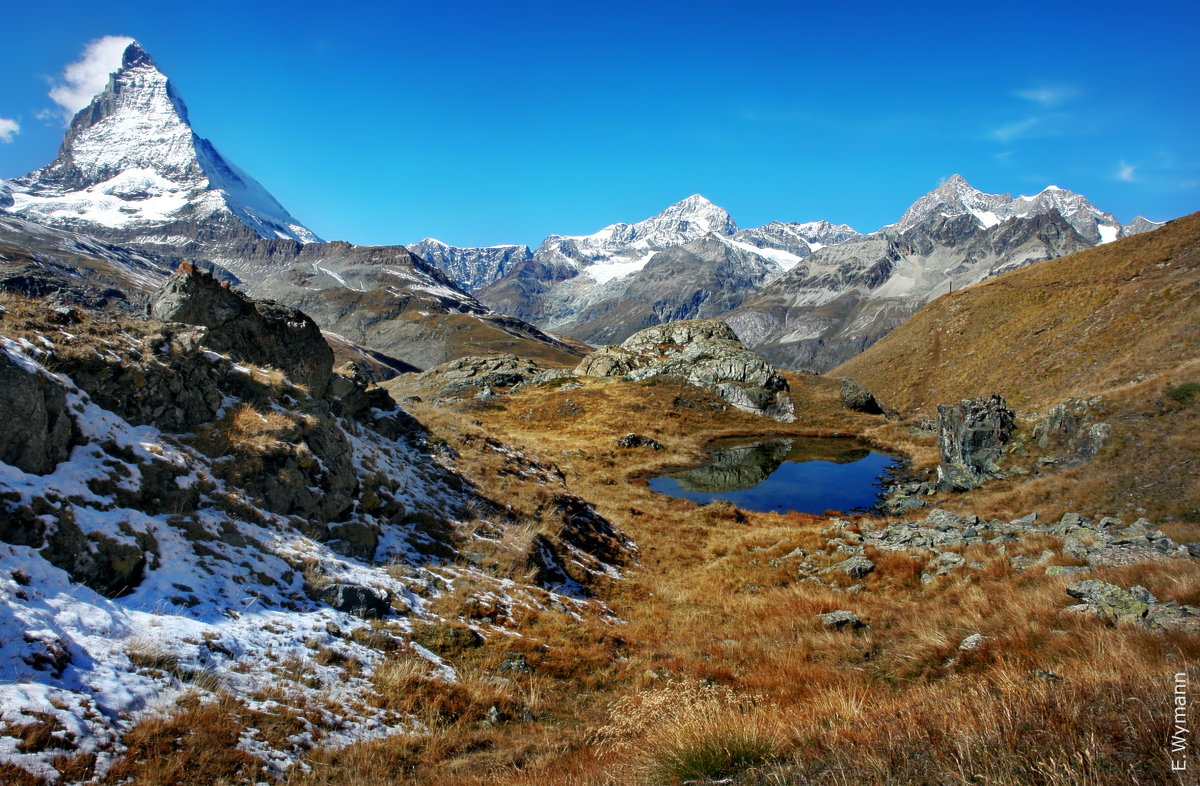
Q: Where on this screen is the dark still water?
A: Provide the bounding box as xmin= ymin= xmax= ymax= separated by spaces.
xmin=647 ymin=436 xmax=901 ymax=515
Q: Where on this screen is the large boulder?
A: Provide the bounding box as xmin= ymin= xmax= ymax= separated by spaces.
xmin=0 ymin=348 xmax=77 ymax=474
xmin=391 ymin=354 xmax=551 ymax=402
xmin=1031 ymin=397 xmax=1111 ymax=469
xmin=576 ymin=319 xmax=794 ymax=421
xmin=150 ymin=262 xmax=334 ymax=397
xmin=840 ymin=377 xmax=884 ymax=415
xmin=937 ymin=394 xmax=1015 ymax=492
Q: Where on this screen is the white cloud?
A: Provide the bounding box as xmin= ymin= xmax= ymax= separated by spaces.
xmin=990 ymin=116 xmax=1040 ymax=142
xmin=1117 ymin=161 xmax=1136 ymax=182
xmin=0 ymin=117 xmax=19 ymax=143
xmin=48 ymin=36 xmax=135 ymax=120
xmin=1015 ymin=85 xmax=1079 ymax=107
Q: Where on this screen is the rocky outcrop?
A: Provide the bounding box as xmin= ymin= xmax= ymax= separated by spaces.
xmin=801 ymin=510 xmax=1195 ymax=589
xmin=576 ymin=319 xmax=795 ymax=421
xmin=1065 ymin=580 xmax=1199 ymax=631
xmin=1030 ymin=397 xmax=1111 ymax=469
xmin=320 ymin=584 xmax=392 ymax=619
xmin=150 ymin=262 xmax=334 ymax=396
xmin=0 ymin=349 xmax=78 ymax=474
xmin=817 ymin=610 xmax=865 ymax=630
xmin=616 ymin=434 xmax=664 ymax=450
xmin=936 ymin=395 xmax=1015 ymax=491
xmin=840 ymin=377 xmax=884 ymax=415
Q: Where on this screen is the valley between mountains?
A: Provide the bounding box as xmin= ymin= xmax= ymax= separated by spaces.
xmin=0 ymin=40 xmax=1196 ymax=786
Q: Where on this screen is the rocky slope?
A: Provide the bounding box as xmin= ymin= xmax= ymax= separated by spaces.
xmin=725 ymin=206 xmax=1095 ymax=371
xmin=0 ymin=274 xmax=630 ymax=781
xmin=408 ymin=239 xmax=532 ymax=292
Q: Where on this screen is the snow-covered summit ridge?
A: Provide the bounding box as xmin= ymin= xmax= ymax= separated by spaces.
xmin=892 ymin=173 xmax=1122 ymax=244
xmin=7 ymin=41 xmax=320 ymax=244
xmin=536 ymin=194 xmax=739 ymax=266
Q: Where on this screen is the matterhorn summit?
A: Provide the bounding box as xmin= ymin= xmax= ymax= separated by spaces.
xmin=5 ymin=41 xmax=320 ymax=245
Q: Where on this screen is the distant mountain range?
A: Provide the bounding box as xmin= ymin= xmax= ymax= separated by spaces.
xmin=415 ymin=176 xmax=1161 ymax=369
xmin=0 ymin=41 xmax=1168 ymax=373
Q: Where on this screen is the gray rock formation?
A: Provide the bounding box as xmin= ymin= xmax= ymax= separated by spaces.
xmin=409 ymin=238 xmax=532 ymax=292
xmin=387 ymin=354 xmax=563 ymax=403
xmin=1065 ymin=580 xmax=1199 ymax=630
xmin=830 ymin=555 xmax=876 ymax=579
xmin=1030 ymin=398 xmax=1111 ymax=469
xmin=727 ymin=208 xmax=1095 ymax=372
xmin=576 ymin=319 xmax=794 ymax=421
xmin=840 ymin=377 xmax=884 ymax=415
xmin=150 ymin=262 xmax=334 ymax=396
xmin=616 ymin=434 xmax=665 ymax=450
xmin=817 ymin=610 xmax=865 ymax=630
xmin=937 ymin=395 xmax=1015 ymax=491
xmin=0 ymin=351 xmax=77 ymax=474
xmin=320 ymin=584 xmax=392 ymax=619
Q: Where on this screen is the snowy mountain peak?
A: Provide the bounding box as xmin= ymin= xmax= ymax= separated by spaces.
xmin=534 ymin=194 xmax=738 ymax=268
xmin=7 ymin=41 xmax=320 ymax=245
xmin=894 ymin=175 xmax=1120 ymax=244
xmin=121 ymin=39 xmax=153 ymax=68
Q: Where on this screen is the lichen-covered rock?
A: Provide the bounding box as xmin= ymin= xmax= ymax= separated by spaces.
xmin=840 ymin=377 xmax=884 ymax=415
xmin=817 ymin=610 xmax=865 ymax=630
xmin=937 ymin=394 xmax=1014 ymax=492
xmin=576 ymin=319 xmax=794 ymax=421
xmin=390 ymin=353 xmax=563 ymax=403
xmin=1031 ymin=397 xmax=1111 ymax=469
xmin=1064 ymin=579 xmax=1199 ymax=630
xmin=832 ymin=555 xmax=876 ymax=579
xmin=0 ymin=348 xmax=77 ymax=474
xmin=150 ymin=262 xmax=334 ymax=396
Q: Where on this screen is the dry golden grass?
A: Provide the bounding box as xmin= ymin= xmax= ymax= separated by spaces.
xmin=9 ymin=261 xmax=1197 ymax=783
xmin=593 ymin=681 xmax=786 ymax=784
xmin=834 ymin=215 xmax=1200 ymax=526
xmin=835 ymin=211 xmax=1200 ymax=416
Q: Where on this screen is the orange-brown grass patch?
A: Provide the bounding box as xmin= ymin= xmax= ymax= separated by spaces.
xmin=593 ymin=680 xmax=786 ymax=784
xmin=100 ymin=694 xmax=266 ymax=785
xmin=270 ymin=358 xmax=1198 ymax=784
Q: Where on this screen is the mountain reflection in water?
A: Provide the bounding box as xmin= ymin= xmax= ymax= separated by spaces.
xmin=648 ymin=436 xmax=897 ymax=515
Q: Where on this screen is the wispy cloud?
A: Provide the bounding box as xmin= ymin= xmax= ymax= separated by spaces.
xmin=1015 ymin=85 xmax=1080 ymax=107
xmin=0 ymin=118 xmax=19 ymax=143
xmin=48 ymin=35 xmax=134 ymax=121
xmin=989 ymin=116 xmax=1041 ymax=142
xmin=1116 ymin=160 xmax=1137 ymax=181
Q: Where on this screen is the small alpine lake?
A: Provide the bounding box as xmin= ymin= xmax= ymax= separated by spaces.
xmin=647 ymin=435 xmax=903 ymax=515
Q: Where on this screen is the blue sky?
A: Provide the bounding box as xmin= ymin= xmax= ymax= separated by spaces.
xmin=1 ymin=0 xmax=1197 ymax=247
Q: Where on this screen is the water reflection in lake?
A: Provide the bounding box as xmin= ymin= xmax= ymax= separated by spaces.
xmin=647 ymin=436 xmax=900 ymax=515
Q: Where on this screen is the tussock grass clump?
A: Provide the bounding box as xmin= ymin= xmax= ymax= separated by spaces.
xmin=594 ymin=681 xmax=784 ymax=784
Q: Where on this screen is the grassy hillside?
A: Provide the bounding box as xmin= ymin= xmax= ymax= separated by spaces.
xmin=834 ymin=211 xmax=1200 ymax=414
xmin=836 ymin=211 xmax=1200 ymax=526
